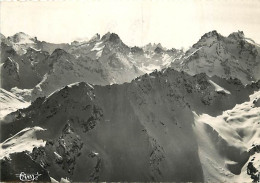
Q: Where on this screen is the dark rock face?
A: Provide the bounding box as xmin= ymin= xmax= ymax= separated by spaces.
xmin=247 ymin=161 xmax=259 ymax=182
xmin=154 ymin=46 xmax=163 ymax=54
xmin=0 ymin=152 xmax=51 ymax=182
xmin=247 ymin=144 xmax=260 ymax=182
xmin=253 ymin=98 xmax=260 ymax=107
xmin=130 ymin=46 xmax=144 ymax=54
xmin=101 ymin=32 xmax=121 ymax=44
xmin=199 ymin=30 xmax=223 ymax=41
xmin=1 ymin=57 xmax=20 ymax=90
xmin=1 ymin=41 xmax=51 ymax=90
xmin=31 ymin=123 xmax=83 ymax=177
xmin=228 ymin=31 xmax=245 ymax=40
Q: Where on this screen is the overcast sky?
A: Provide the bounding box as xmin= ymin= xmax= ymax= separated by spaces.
xmin=1 ymin=0 xmax=260 ymax=49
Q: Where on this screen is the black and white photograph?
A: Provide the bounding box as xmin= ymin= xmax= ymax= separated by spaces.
xmin=0 ymin=0 xmax=260 ymax=182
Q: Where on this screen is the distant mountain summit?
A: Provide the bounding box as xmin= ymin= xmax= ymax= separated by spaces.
xmin=8 ymin=32 xmax=36 ymax=44
xmin=1 ymin=40 xmax=50 ymax=90
xmin=4 ymin=32 xmax=70 ymax=55
xmin=143 ymin=43 xmax=165 ymax=53
xmin=101 ymin=32 xmax=121 ymax=43
xmin=228 ymin=30 xmax=245 ymax=40
xmin=172 ymin=30 xmax=260 ymax=84
xmin=89 ymin=33 xmax=100 ymax=43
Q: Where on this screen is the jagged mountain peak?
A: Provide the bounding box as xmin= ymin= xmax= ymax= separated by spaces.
xmin=45 ymin=82 xmax=94 ymax=101
xmin=14 ymin=32 xmax=29 ymax=36
xmin=171 ymin=30 xmax=260 ymax=84
xmin=89 ymin=33 xmax=101 ymax=42
xmin=144 ymin=43 xmax=159 ymax=47
xmin=73 ymin=34 xmax=101 ymax=44
xmin=0 ymin=33 xmax=6 ymax=39
xmin=8 ymin=32 xmax=36 ymax=44
xmin=156 ymin=43 xmax=163 ymax=48
xmin=47 ymin=48 xmax=75 ymax=66
xmin=101 ymin=32 xmax=121 ymax=44
xmin=228 ymin=30 xmax=245 ymax=40
xmin=154 ymin=46 xmax=163 ymax=54
xmin=143 ymin=43 xmax=165 ymax=52
xmin=195 ymin=30 xmax=225 ymax=46
xmin=67 ymin=81 xmax=94 ymax=91
xmin=50 ymin=48 xmax=70 ymax=58
xmin=201 ymin=30 xmax=221 ymax=38
xmin=12 ymin=32 xmax=30 ymax=38
xmin=1 ymin=33 xmax=12 ymax=46
xmin=166 ymin=48 xmax=179 ymax=53
xmin=130 ymin=46 xmax=144 ymax=54
xmin=143 ymin=42 xmax=152 ymax=48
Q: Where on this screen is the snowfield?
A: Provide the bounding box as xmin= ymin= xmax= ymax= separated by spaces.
xmin=0 ymin=127 xmax=46 ymax=159
xmin=194 ymin=90 xmax=260 ymax=182
xmin=0 ymin=88 xmax=30 ymax=120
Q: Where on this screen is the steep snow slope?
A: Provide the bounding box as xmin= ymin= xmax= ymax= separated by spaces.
xmin=193 ymin=90 xmax=260 ymax=182
xmin=1 ymin=69 xmax=259 ymax=182
xmin=0 ymin=127 xmax=46 ymax=159
xmin=172 ymin=31 xmax=260 ymax=84
xmin=0 ymin=88 xmax=30 ymax=120
xmin=10 ymin=87 xmax=32 ymax=102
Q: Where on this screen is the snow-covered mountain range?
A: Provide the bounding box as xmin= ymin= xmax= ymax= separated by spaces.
xmin=0 ymin=30 xmax=259 ymax=182
xmin=1 ymin=32 xmax=183 ymax=100
xmin=172 ymin=31 xmax=260 ymax=84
